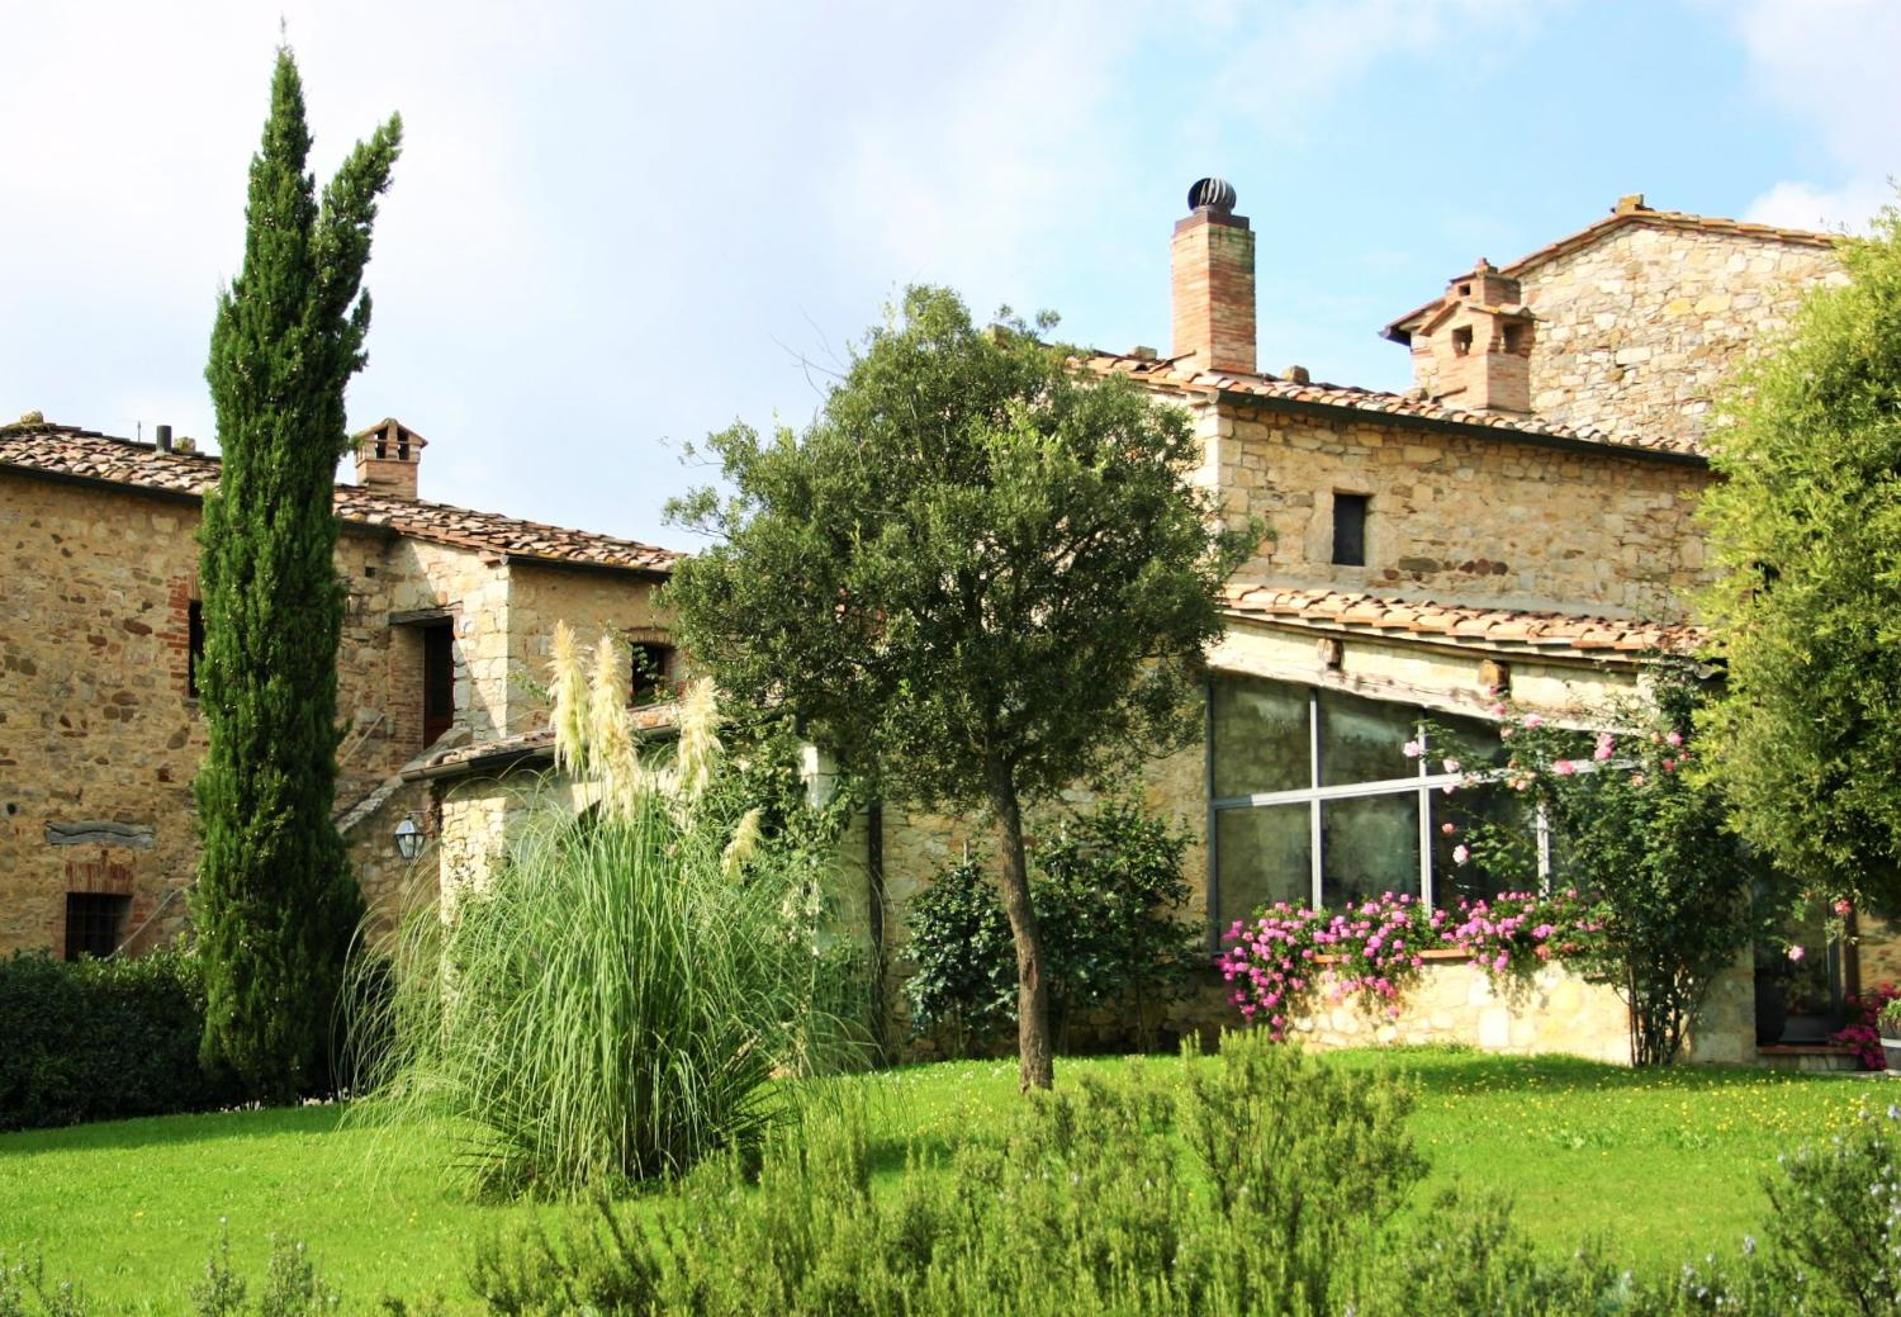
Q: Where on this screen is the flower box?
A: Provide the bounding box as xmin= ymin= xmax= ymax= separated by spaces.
xmin=1882 ymin=1037 xmax=1901 ymax=1072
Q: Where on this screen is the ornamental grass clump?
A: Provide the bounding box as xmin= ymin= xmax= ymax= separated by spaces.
xmin=361 ymin=626 xmax=855 ymax=1194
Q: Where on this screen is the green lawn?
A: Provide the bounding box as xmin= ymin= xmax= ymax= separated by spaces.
xmin=0 ymin=1049 xmax=1886 ymax=1310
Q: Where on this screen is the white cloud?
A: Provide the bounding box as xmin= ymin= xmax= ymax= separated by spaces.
xmin=1728 ymin=0 xmax=1901 ymax=231
xmin=1745 ymin=178 xmax=1893 ymax=233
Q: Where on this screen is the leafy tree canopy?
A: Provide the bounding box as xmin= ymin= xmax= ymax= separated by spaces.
xmin=1698 ymin=204 xmax=1901 ymax=907
xmin=666 ymin=286 xmax=1255 ymax=1087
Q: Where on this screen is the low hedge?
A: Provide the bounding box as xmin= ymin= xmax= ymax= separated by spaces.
xmin=0 ymin=947 xmax=239 ymax=1130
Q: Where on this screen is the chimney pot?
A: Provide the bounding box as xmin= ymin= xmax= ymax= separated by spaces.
xmin=1282 ymin=365 xmax=1311 ymax=384
xmin=352 ymin=418 xmax=428 ymax=499
xmin=155 ymin=424 xmax=173 ymax=452
xmin=1614 ymin=193 xmax=1649 ymax=215
xmin=1171 ymin=177 xmax=1257 ymax=375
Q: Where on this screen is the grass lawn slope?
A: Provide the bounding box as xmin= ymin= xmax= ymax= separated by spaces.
xmin=0 ymin=1048 xmax=1883 ymax=1309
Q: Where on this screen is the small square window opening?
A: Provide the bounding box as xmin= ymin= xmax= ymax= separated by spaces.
xmin=65 ymin=892 xmax=130 ymax=960
xmin=630 ymin=643 xmax=677 ymax=707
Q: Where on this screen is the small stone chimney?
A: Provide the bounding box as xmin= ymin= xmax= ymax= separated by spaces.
xmin=352 ymin=418 xmax=427 ymax=500
xmin=1414 ymin=259 xmax=1534 ymax=414
xmin=1171 ymin=177 xmax=1257 ymax=375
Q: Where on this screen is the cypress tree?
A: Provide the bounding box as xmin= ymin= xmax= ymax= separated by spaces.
xmin=194 ymin=49 xmax=401 ymax=1099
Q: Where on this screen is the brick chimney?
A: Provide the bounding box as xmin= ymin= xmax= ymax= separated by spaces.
xmin=352 ymin=418 xmax=427 ymax=500
xmin=1171 ymin=177 xmax=1256 ymax=375
xmin=1414 ymin=259 xmax=1533 ymax=414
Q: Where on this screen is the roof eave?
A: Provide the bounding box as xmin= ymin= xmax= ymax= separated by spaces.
xmin=1219 ymin=607 xmax=1696 ymax=669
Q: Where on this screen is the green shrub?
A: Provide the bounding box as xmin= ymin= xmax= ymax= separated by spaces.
xmin=0 ymin=945 xmax=238 ymax=1130
xmin=903 ymin=797 xmax=1202 ymax=1056
xmin=468 ymin=1030 xmax=1427 ymax=1314
xmin=900 ymin=854 xmax=1017 ymax=1053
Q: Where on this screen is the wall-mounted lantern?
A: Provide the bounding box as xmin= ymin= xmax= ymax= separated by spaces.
xmin=394 ymin=815 xmax=424 ymax=861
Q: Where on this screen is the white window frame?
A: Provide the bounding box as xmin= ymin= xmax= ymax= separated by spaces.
xmin=1206 ymin=679 xmax=1562 ymax=933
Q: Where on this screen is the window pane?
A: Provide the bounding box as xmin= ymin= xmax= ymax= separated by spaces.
xmin=1215 ymin=803 xmax=1313 ymax=927
xmin=1427 ymin=709 xmax=1508 ymax=771
xmin=1211 ymin=675 xmax=1311 ymax=798
xmin=1321 ymin=793 xmax=1420 ymax=907
xmin=1319 ymin=688 xmax=1419 ymax=786
xmin=1431 ymin=784 xmax=1537 ymax=907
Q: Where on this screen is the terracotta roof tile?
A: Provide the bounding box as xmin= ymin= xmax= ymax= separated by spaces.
xmin=1221 ymin=583 xmax=1701 ymax=658
xmin=0 ymin=423 xmax=679 ymax=574
xmin=1077 ymin=353 xmax=1701 ymax=458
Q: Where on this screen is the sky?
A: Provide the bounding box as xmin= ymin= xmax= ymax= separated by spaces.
xmin=2 ymin=0 xmax=1895 ymax=549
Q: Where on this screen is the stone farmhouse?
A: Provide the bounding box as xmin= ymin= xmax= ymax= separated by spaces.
xmin=0 ymin=418 xmax=677 ymax=956
xmin=0 ymin=180 xmax=1868 ymax=1065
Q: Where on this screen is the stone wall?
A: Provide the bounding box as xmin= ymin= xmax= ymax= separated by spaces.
xmin=1198 ymin=398 xmax=1712 ymax=620
xmin=1512 ymin=223 xmax=1841 ymax=446
xmin=504 ymin=562 xmax=671 ymax=730
xmin=1 ymin=477 xmax=207 ymax=955
xmin=1182 ymin=953 xmax=1753 ymax=1066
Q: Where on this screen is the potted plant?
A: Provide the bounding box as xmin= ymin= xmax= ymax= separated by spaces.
xmin=1879 ymin=998 xmax=1901 ymax=1073
xmin=1870 ymin=1003 xmax=1901 ymax=1071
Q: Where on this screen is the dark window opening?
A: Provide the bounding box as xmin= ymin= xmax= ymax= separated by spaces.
xmin=65 ymin=893 xmax=130 ymax=960
xmin=1332 ymin=493 xmax=1369 ymax=567
xmin=1451 ymin=326 xmax=1474 ymax=357
xmin=423 ymin=623 xmax=455 ymax=748
xmin=1457 ymin=282 xmax=1472 ymax=297
xmin=187 ymin=600 xmax=205 ymax=699
xmin=1502 ymin=322 xmax=1529 ymax=354
xmin=631 ymin=642 xmax=676 ymax=707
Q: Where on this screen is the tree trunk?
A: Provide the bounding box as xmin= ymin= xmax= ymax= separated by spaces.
xmin=988 ymin=762 xmax=1054 ymax=1091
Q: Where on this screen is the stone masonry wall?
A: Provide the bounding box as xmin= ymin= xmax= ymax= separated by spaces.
xmin=1200 ymin=399 xmax=1712 ymax=619
xmin=504 ymin=562 xmax=671 ymax=732
xmin=1 ymin=477 xmax=207 ymax=955
xmin=1514 ymin=224 xmax=1842 ymax=446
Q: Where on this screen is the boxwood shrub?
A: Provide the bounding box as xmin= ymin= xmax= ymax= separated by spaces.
xmin=0 ymin=946 xmax=239 ymax=1129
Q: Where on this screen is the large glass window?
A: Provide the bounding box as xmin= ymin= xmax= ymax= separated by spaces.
xmin=1322 ymin=794 xmax=1420 ymax=908
xmin=1215 ymin=803 xmax=1311 ymax=929
xmin=1319 ymin=688 xmax=1418 ymax=787
xmin=1211 ymin=674 xmax=1309 ymax=797
xmin=1209 ymin=673 xmax=1548 ymax=927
